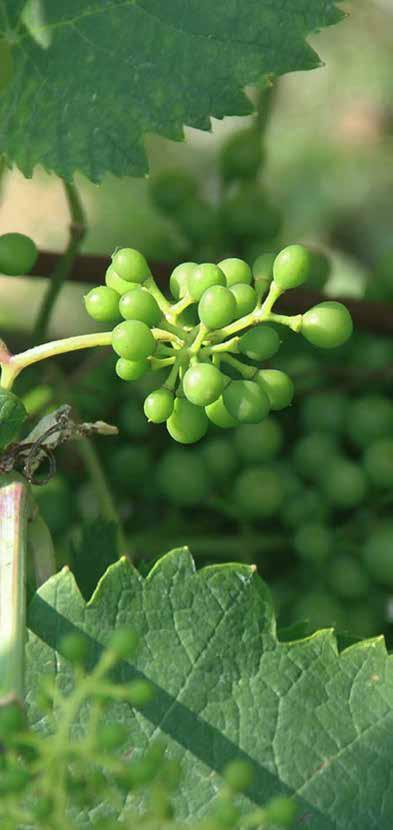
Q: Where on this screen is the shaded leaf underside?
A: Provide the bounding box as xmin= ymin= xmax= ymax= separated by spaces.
xmin=27 ymin=547 xmax=393 ymax=829
xmin=0 ymin=1 xmax=345 ymax=180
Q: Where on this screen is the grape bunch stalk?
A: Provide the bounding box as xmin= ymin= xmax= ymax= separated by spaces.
xmin=0 ymin=244 xmax=353 ymax=446
xmin=84 ymin=245 xmax=353 ymax=443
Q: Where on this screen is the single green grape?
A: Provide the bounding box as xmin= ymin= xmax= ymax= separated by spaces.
xmin=234 ymin=418 xmax=283 ymax=463
xmin=149 ymin=169 xmax=197 ymax=214
xmin=169 ymin=262 xmax=197 ymax=300
xmin=217 ymin=257 xmax=252 ymax=287
xmin=177 ymin=198 xmax=218 ymax=244
xmin=119 ymin=286 xmax=161 ymax=326
xmin=233 ymin=466 xmax=284 ymax=519
xmin=116 ymin=357 xmax=149 ymax=381
xmin=223 ymin=380 xmax=270 ymax=424
xmin=167 ymin=398 xmax=208 ymax=444
xmin=273 ymin=244 xmax=312 ymax=290
xmin=363 ymin=522 xmax=393 ymax=587
xmin=321 ymin=457 xmax=367 ymax=509
xmin=223 ymin=760 xmax=253 ymax=793
xmin=60 ymin=633 xmax=89 ymax=666
xmin=252 ymin=252 xmax=275 ymax=283
xmin=301 ymin=391 xmax=348 ymax=433
xmin=292 ymin=432 xmax=338 ymax=481
xmin=293 ymin=522 xmax=332 ymax=563
xmin=105 ymin=264 xmax=135 ymax=295
xmin=222 ymin=184 xmax=281 ymax=241
xmin=188 ymin=263 xmax=226 ymax=301
xmin=230 ymin=283 xmax=257 ymax=318
xmin=281 ymin=488 xmax=330 ymax=529
xmin=0 ymin=232 xmax=38 ymax=276
xmin=109 ymin=628 xmax=139 ymax=659
xmin=328 ymin=555 xmax=368 ymax=600
xmin=363 ymin=438 xmax=393 ymax=489
xmin=96 ymin=723 xmax=128 ymax=751
xmin=111 ymin=248 xmax=150 ymax=283
xmin=198 ymin=285 xmax=236 ymax=329
xmin=84 ymin=285 xmax=120 ymax=323
xmin=239 ymin=324 xmax=280 ymax=361
xmin=110 ymin=446 xmax=151 ymax=491
xmin=183 ymin=363 xmax=225 ymax=407
xmin=144 ymin=388 xmax=174 ymax=423
xmin=301 ymin=301 xmax=353 ymax=348
xmin=346 ymin=395 xmax=393 ymax=448
xmin=265 ymin=796 xmax=299 ymax=827
xmin=200 ymin=437 xmax=237 ymax=484
xmin=205 ymin=396 xmax=238 ymax=428
xmin=112 ymin=320 xmax=155 ymax=361
xmin=157 ymin=448 xmax=209 ymax=505
xmin=256 ymin=369 xmax=294 ymax=410
xmin=220 ymin=127 xmax=263 ymax=181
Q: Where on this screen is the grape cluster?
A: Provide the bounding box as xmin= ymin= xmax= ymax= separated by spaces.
xmin=84 ymin=245 xmax=353 ymax=444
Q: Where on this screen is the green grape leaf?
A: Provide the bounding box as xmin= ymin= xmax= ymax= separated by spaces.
xmin=0 ymin=389 xmax=27 ymax=450
xmin=27 ymin=548 xmax=393 ymax=828
xmin=0 ymin=1 xmax=345 ymax=181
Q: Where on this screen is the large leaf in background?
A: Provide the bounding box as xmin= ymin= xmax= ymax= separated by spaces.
xmin=27 ymin=548 xmax=393 ymax=828
xmin=0 ymin=1 xmax=345 ymax=182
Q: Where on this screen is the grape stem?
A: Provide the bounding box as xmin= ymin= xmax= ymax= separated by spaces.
xmin=268 ymin=312 xmax=302 ymax=332
xmin=0 ymin=474 xmax=31 ymax=704
xmin=0 ymin=332 xmax=113 ymax=391
xmin=220 ymin=353 xmax=256 ymax=379
xmin=189 ymin=323 xmax=209 ymax=355
xmin=165 ymin=293 xmax=193 ymax=323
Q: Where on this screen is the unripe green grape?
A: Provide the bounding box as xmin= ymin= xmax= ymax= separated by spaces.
xmin=109 ymin=628 xmax=139 ymax=659
xmin=223 ymin=760 xmax=253 ymax=793
xmin=224 ymin=380 xmax=270 ymax=424
xmin=169 ymin=262 xmax=197 ymax=300
xmin=96 ymin=723 xmax=128 ymax=751
xmin=301 ymin=301 xmax=353 ymax=349
xmin=321 ymin=458 xmax=367 ymax=509
xmin=105 ymin=264 xmax=134 ymax=295
xmin=252 ymin=252 xmax=275 ymax=283
xmin=157 ymin=448 xmax=209 ymax=505
xmin=116 ymin=357 xmax=149 ymax=381
xmin=167 ymin=398 xmax=208 ymax=444
xmin=363 ymin=522 xmax=393 ymax=586
xmin=150 ymin=169 xmax=197 ymax=214
xmin=205 ymin=396 xmax=238 ymax=428
xmin=112 ymin=320 xmax=155 ymax=361
xmin=220 ymin=127 xmax=263 ymax=181
xmin=293 ymin=522 xmax=332 ymax=563
xmin=178 ymin=198 xmax=218 ymax=244
xmin=230 ymin=283 xmax=257 ymax=318
xmin=281 ymin=488 xmax=330 ymax=529
xmin=329 ymin=555 xmax=368 ymax=600
xmin=234 ymin=418 xmax=283 ymax=463
xmin=256 ymin=369 xmax=294 ymax=410
xmin=301 ymin=391 xmax=348 ymax=433
xmin=60 ymin=633 xmax=89 ymax=666
xmin=233 ymin=466 xmax=284 ymax=519
xmin=239 ymin=324 xmax=280 ymax=361
xmin=265 ymin=796 xmax=299 ymax=826
xmin=217 ymin=257 xmax=252 ymax=287
xmin=347 ymin=395 xmax=393 ymax=448
xmin=0 ymin=232 xmax=37 ymax=276
xmin=200 ymin=437 xmax=237 ymax=485
xmin=119 ymin=286 xmax=161 ymax=326
xmin=213 ymin=798 xmax=240 ymax=827
xmin=363 ymin=438 xmax=393 ymax=489
xmin=188 ymin=263 xmax=226 ymax=301
xmin=292 ymin=432 xmax=338 ymax=481
xmin=273 ymin=244 xmax=312 ymax=290
xmin=198 ymin=285 xmax=236 ymax=329
xmin=144 ymin=387 xmax=174 ymax=423
xmin=128 ymin=680 xmax=154 ymax=706
xmin=183 ymin=363 xmax=225 ymax=407
xmin=84 ymin=285 xmax=120 ymax=323
xmin=111 ymin=247 xmax=150 ymax=283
